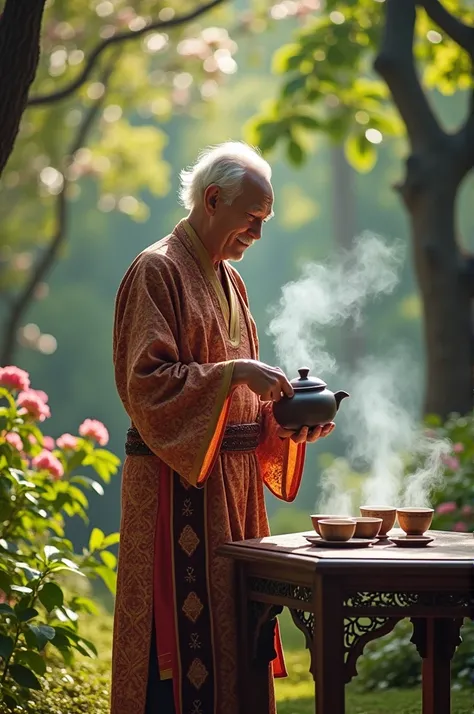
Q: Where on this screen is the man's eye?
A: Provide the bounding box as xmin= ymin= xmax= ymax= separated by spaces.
xmin=247 ymin=213 xmax=256 ymax=220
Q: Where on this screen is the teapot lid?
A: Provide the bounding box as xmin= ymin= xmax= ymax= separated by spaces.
xmin=291 ymin=367 xmax=327 ymax=391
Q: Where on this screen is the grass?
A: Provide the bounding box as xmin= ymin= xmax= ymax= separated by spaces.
xmin=7 ymin=608 xmax=469 ymax=714
xmin=276 ymin=651 xmax=474 ymax=714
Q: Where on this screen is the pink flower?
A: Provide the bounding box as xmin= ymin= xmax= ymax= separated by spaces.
xmin=436 ymin=501 xmax=457 ymax=515
xmin=453 ymin=521 xmax=467 ymax=532
xmin=32 ymin=450 xmax=63 ymax=480
xmin=56 ymin=433 xmax=78 ymax=451
xmin=42 ymin=436 xmax=55 ymax=451
xmin=17 ymin=390 xmax=51 ymax=422
xmin=79 ymin=418 xmax=109 ymax=446
xmin=29 ymin=389 xmax=49 ymax=404
xmin=452 ymin=442 xmax=464 ymax=453
xmin=5 ymin=432 xmax=23 ymax=451
xmin=461 ymin=504 xmax=473 ymax=516
xmin=442 ymin=455 xmax=460 ymax=471
xmin=0 ymin=366 xmax=30 ymax=392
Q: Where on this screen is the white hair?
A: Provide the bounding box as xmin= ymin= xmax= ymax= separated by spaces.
xmin=178 ymin=141 xmax=272 ymax=211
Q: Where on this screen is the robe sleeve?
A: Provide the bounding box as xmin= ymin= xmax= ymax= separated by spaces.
xmin=113 ymin=252 xmax=234 ymax=487
xmin=227 ymin=265 xmax=306 ymax=502
xmin=256 ymin=402 xmax=305 ymax=502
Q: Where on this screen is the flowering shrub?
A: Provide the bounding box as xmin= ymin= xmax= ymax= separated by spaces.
xmin=426 ymin=412 xmax=474 ymax=533
xmin=0 ymin=366 xmax=120 ymax=710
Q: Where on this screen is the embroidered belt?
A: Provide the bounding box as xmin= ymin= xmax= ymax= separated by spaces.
xmin=125 ymin=422 xmax=261 ymax=456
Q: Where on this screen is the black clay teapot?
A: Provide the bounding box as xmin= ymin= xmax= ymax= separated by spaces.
xmin=272 ymin=367 xmax=349 ymax=431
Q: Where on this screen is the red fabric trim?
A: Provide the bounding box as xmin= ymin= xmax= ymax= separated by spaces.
xmin=153 ymin=463 xmax=181 ymax=713
xmin=272 ymin=621 xmax=288 ymax=678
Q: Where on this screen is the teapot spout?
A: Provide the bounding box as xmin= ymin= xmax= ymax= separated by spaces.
xmin=334 ymin=391 xmax=350 ymax=411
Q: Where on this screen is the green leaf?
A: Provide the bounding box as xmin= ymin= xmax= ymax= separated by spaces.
xmin=293 ymin=114 xmax=322 ymax=130
xmin=38 ymin=582 xmax=64 ymax=612
xmin=100 ymin=550 xmax=117 ymax=569
xmin=16 ymin=607 xmax=39 ymax=623
xmin=71 ymin=475 xmax=104 ymax=496
xmin=27 ymin=624 xmax=55 ymax=650
xmin=282 ymin=74 xmax=307 ymax=98
xmin=344 ymin=132 xmax=377 ymax=173
xmin=65 ymin=448 xmax=88 ymax=472
xmin=287 ymin=139 xmax=305 ymax=166
xmin=9 ymin=663 xmax=42 ymax=690
xmin=102 ymin=532 xmax=120 ymax=548
xmin=51 ymin=631 xmax=71 ymax=651
xmin=0 ymin=634 xmax=14 ymax=659
xmin=89 ymin=527 xmax=105 ymax=552
xmin=11 ymin=585 xmax=33 ymax=595
xmin=44 ymin=545 xmax=60 ymax=561
xmin=67 ymin=485 xmax=89 ymax=508
xmin=95 ymin=565 xmax=117 ymax=594
xmin=0 ymin=569 xmax=12 ymax=594
xmin=0 ymin=604 xmax=16 ymax=617
xmin=16 ymin=649 xmax=46 ymax=676
xmin=71 ymin=596 xmax=99 ymax=615
xmin=272 ymin=43 xmax=303 ymax=74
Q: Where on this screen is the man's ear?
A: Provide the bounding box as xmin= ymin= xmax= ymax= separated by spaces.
xmin=204 ymin=185 xmax=219 ymax=214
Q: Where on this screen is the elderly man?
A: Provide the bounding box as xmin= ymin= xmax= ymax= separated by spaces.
xmin=112 ymin=142 xmax=334 ymax=714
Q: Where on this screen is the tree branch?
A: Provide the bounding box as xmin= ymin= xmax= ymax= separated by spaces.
xmin=27 ymin=0 xmax=227 ymax=107
xmin=0 ymin=56 xmax=117 ymax=365
xmin=0 ymin=0 xmax=47 ymax=175
xmin=373 ymin=0 xmax=445 ymax=152
xmin=420 ymin=0 xmax=474 ymax=170
xmin=418 ymin=0 xmax=474 ymax=58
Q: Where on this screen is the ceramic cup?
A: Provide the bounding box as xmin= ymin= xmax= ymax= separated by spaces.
xmin=311 ymin=514 xmax=352 ymax=536
xmin=318 ymin=519 xmax=356 ymax=542
xmin=353 ymin=517 xmax=383 ymax=539
xmin=396 ymin=507 xmax=434 ymax=536
xmin=359 ymin=506 xmax=397 ymax=536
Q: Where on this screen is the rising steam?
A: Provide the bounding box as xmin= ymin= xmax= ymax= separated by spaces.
xmin=268 ymin=232 xmax=404 ymax=375
xmin=268 ymin=232 xmax=452 ymax=511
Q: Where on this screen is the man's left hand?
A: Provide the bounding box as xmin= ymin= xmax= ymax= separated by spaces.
xmin=276 ymin=422 xmax=335 ymax=444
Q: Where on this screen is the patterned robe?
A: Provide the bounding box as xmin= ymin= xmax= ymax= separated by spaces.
xmin=111 ymin=220 xmax=306 ymax=714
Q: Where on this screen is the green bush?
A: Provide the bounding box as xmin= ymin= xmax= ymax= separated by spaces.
xmin=355 ymin=618 xmax=474 ymax=692
xmin=426 ymin=412 xmax=474 ymax=533
xmin=0 ymin=366 xmax=120 ymax=710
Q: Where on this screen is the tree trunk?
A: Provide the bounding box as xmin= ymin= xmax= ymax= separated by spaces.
xmin=402 ymin=152 xmax=473 ymax=417
xmin=0 ymin=0 xmax=47 ymax=177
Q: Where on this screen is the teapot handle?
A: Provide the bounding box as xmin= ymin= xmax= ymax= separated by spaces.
xmin=298 ymin=367 xmax=310 ymax=380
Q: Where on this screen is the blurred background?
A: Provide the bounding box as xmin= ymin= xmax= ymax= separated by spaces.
xmin=1 ymin=1 xmax=474 ymax=710
xmin=2 ymin=0 xmax=473 ymax=547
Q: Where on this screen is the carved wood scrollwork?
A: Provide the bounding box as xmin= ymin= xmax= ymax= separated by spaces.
xmin=344 ymin=590 xmax=472 ymax=609
xmin=410 ymin=617 xmax=464 ymax=660
xmin=344 ymin=617 xmax=401 ymax=683
xmin=248 ymin=576 xmax=312 ymax=603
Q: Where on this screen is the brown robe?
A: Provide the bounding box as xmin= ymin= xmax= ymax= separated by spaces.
xmin=111 ymin=220 xmax=306 ymax=714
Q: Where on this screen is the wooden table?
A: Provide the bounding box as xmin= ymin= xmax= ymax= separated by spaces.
xmin=218 ymin=529 xmax=474 ymax=714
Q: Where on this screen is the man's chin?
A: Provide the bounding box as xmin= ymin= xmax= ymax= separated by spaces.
xmin=227 ymin=253 xmax=245 ymax=263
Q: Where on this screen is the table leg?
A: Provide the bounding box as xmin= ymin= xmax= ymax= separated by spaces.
xmin=236 ymin=566 xmax=273 ymax=714
xmin=313 ymin=578 xmax=345 ymax=714
xmin=420 ymin=619 xmax=463 ymax=714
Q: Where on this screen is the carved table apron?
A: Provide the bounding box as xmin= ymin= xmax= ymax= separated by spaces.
xmin=218 ymin=529 xmax=474 ymax=714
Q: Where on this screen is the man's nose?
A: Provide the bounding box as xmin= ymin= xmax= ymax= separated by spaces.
xmin=249 ymin=220 xmax=263 ymax=239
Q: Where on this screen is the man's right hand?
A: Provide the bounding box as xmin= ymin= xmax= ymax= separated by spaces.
xmin=232 ymin=359 xmax=294 ymax=402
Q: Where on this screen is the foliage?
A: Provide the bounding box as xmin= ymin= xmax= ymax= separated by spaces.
xmin=0 ymin=0 xmax=322 ymax=360
xmin=426 ymin=411 xmax=474 ymax=533
xmin=247 ymin=0 xmax=474 ymax=171
xmin=0 ymin=365 xmax=120 ymax=710
xmin=275 ymin=650 xmax=474 ymax=714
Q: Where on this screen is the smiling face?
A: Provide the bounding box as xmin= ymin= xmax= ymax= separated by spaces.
xmin=204 ymin=171 xmax=274 ymax=263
